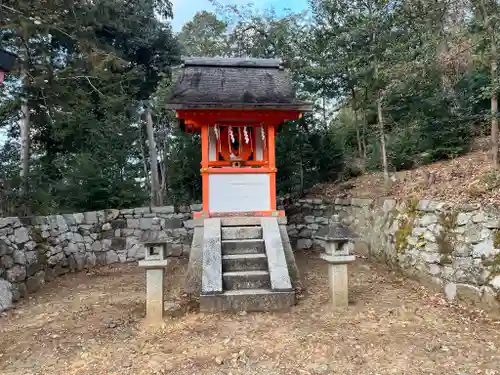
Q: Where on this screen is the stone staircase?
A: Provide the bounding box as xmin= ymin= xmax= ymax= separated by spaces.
xmin=199 ymin=217 xmax=295 ymax=313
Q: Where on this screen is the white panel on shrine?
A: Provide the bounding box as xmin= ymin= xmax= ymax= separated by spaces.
xmin=255 ymin=126 xmax=263 ymax=161
xmin=209 ymin=173 xmax=270 ymax=212
xmin=209 ymin=127 xmax=217 ymax=161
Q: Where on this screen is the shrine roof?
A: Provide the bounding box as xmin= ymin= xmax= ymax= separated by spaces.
xmin=314 ymin=215 xmax=358 ymax=242
xmin=165 ymin=57 xmax=312 ymax=111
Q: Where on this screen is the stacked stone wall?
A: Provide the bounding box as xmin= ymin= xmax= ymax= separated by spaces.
xmin=286 ymin=197 xmax=500 ymax=309
xmin=3 ymin=196 xmax=500 ymax=312
xmin=0 ymin=204 xmax=201 ymax=311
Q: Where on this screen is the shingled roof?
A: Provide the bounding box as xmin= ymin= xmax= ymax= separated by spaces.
xmin=165 ymin=57 xmax=312 ymax=111
xmin=314 ymin=215 xmax=358 ymax=242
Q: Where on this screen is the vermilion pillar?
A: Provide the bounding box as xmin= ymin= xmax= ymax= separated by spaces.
xmin=267 ymin=123 xmax=277 ymax=211
xmin=176 ymin=110 xmax=301 ymax=217
xmin=201 ymin=122 xmax=209 ymax=213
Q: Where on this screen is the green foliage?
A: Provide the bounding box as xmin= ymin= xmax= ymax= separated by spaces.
xmin=276 ymin=117 xmax=344 ymax=195
xmin=165 ymin=129 xmax=202 ymax=204
xmin=0 ymin=0 xmax=178 ymax=215
xmin=380 ymin=72 xmax=473 ymax=170
xmin=1 ymin=0 xmax=498 ymax=216
xmin=177 ymin=11 xmax=229 ymax=57
xmin=309 ymin=0 xmax=481 ymax=176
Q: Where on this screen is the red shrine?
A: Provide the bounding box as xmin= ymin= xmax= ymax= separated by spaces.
xmin=166 ymin=57 xmax=312 ymax=217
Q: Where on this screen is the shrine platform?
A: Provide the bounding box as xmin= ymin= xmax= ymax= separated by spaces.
xmin=185 ymin=215 xmax=299 ymax=312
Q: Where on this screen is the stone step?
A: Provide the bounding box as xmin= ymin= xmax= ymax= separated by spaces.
xmin=200 ymin=289 xmax=295 ymax=312
xmin=222 ymin=239 xmax=265 ymax=255
xmin=219 ymin=216 xmax=287 ymax=226
xmin=223 ymin=270 xmax=271 ymax=290
xmin=222 ymin=254 xmax=268 ymax=272
xmin=221 ymin=226 xmax=262 ymax=240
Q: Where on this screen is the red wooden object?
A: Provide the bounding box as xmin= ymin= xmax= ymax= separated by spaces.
xmin=177 ymin=109 xmax=302 ymax=216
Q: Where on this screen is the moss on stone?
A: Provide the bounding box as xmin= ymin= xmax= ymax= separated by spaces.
xmin=493 ymin=230 xmax=500 ymax=249
xmin=393 ymin=199 xmax=426 ymax=254
xmin=440 ymin=254 xmax=452 ymax=265
xmin=387 ymin=207 xmax=400 ymax=229
xmin=436 ymin=211 xmax=458 ymax=258
xmin=483 ymin=252 xmax=500 ymax=282
xmin=405 ymin=198 xmax=420 ymax=214
xmin=439 ymin=211 xmax=458 ymax=231
xmin=483 ymin=252 xmax=500 ymax=267
xmin=37 ymin=244 xmax=49 ymax=266
xmin=29 ymin=228 xmax=43 ymax=243
xmin=395 ymin=217 xmax=412 ymax=253
xmin=29 ymin=227 xmax=49 ymax=267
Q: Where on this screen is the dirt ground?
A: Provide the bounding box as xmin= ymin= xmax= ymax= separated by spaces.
xmin=1 ymin=251 xmax=500 ymax=375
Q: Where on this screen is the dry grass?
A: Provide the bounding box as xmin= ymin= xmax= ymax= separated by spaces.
xmin=1 ymin=252 xmax=500 ymax=375
xmin=310 ymin=148 xmax=500 ymax=205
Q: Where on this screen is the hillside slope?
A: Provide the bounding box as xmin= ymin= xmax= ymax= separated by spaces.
xmin=309 ymin=144 xmax=500 ymax=205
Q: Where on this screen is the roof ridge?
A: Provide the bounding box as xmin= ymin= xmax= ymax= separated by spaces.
xmin=182 ymin=56 xmax=283 ymax=69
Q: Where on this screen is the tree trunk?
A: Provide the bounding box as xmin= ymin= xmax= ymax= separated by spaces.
xmin=322 ymin=96 xmax=327 ymax=128
xmin=159 ymin=138 xmax=168 ymax=201
xmin=491 ymin=34 xmax=498 ymax=169
xmin=138 ymin=126 xmax=151 ymax=191
xmin=374 ymin=57 xmax=389 ymax=183
xmin=351 ymin=89 xmax=363 ymax=158
xmin=362 ymin=89 xmax=368 ymax=161
xmin=299 ymin=156 xmax=304 ymax=195
xmin=19 ymin=49 xmax=30 ymax=199
xmin=480 ymin=0 xmax=499 ymax=168
xmin=355 ymin=117 xmax=363 ymax=158
xmin=377 ymin=91 xmax=390 ymax=183
xmin=145 ymin=104 xmax=162 ymax=206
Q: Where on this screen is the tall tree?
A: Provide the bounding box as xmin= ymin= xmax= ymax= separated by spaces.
xmin=177 ymin=11 xmax=229 ymax=57
xmin=469 ymin=0 xmax=500 ymax=168
xmin=0 ymin=0 xmax=178 ymax=214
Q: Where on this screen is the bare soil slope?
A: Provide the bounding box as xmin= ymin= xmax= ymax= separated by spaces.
xmin=309 ymin=147 xmax=500 ymax=205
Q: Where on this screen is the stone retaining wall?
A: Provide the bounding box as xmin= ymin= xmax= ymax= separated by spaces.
xmin=0 ymin=205 xmax=200 ymax=311
xmin=286 ymin=197 xmax=500 ymax=309
xmin=3 ymin=197 xmax=500 ymax=312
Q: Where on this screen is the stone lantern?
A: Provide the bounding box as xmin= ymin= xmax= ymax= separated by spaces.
xmin=315 ymin=215 xmax=357 ymax=307
xmin=138 ymin=232 xmax=170 ymax=324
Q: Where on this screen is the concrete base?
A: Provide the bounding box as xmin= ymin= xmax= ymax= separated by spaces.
xmin=200 ymin=289 xmax=295 ymax=313
xmin=222 ymin=253 xmax=268 ymax=272
xmin=184 ymin=226 xmax=204 ymax=296
xmin=188 ymin=216 xmax=299 ymax=313
xmin=223 ymin=270 xmax=271 ymax=290
xmin=222 ymin=239 xmax=265 ymax=255
xmin=262 ymin=217 xmax=293 ymax=292
xmin=201 ymin=218 xmax=223 ymax=295
xmin=279 ymin=224 xmax=300 ymax=289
